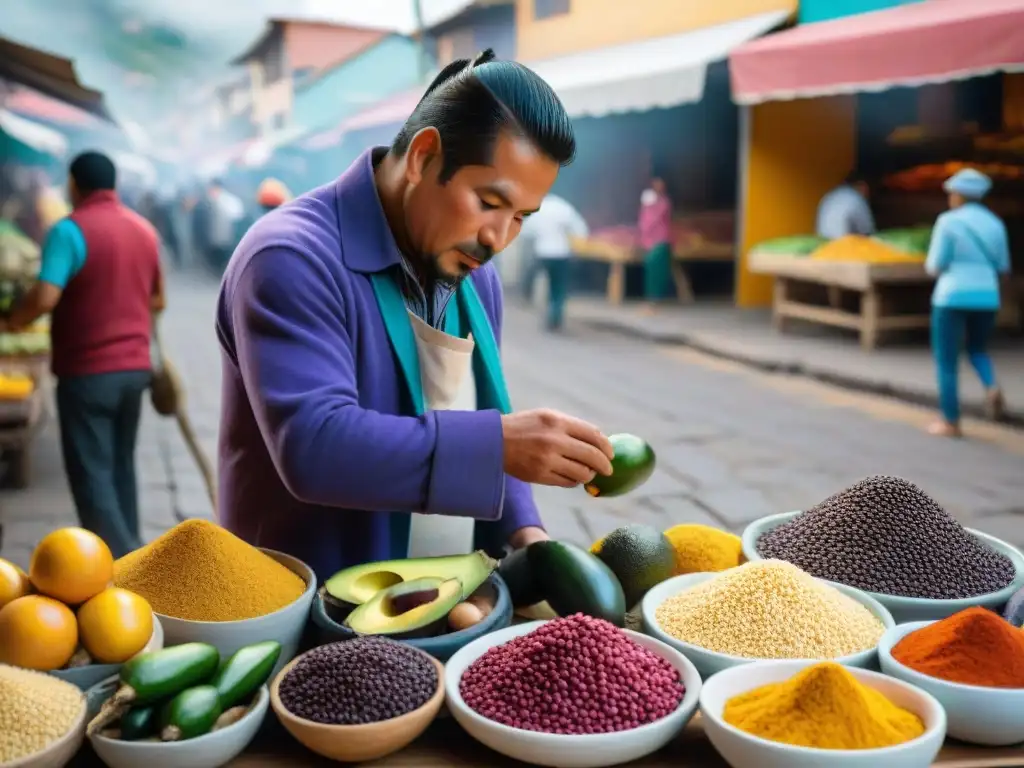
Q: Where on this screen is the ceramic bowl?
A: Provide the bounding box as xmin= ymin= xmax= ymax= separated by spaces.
xmin=700 ymin=660 xmax=946 ymax=768
xmin=155 ymin=548 xmax=315 ymax=678
xmin=50 ymin=616 xmax=165 ymax=691
xmin=3 ymin=697 xmax=86 ymax=768
xmin=741 ymin=511 xmax=1024 ymax=623
xmin=270 ymin=646 xmax=445 ymax=762
xmin=444 ymin=620 xmax=702 ymax=768
xmin=310 ymin=572 xmax=513 ymax=662
xmin=879 ymin=621 xmax=1024 ymax=745
xmin=85 ymin=675 xmax=269 ymax=768
xmin=641 ymin=571 xmax=894 ymax=680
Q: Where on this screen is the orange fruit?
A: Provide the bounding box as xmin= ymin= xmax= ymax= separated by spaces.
xmin=30 ymin=527 xmax=113 ymax=605
xmin=0 ymin=558 xmax=31 ymax=609
xmin=77 ymin=588 xmax=154 ymax=664
xmin=0 ymin=594 xmax=78 ymax=670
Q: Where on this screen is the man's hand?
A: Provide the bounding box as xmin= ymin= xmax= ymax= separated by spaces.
xmin=508 ymin=526 xmax=548 ymax=550
xmin=501 ymin=409 xmax=614 ymax=488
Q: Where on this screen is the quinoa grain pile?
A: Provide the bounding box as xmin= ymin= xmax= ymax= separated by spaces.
xmin=0 ymin=664 xmax=84 ymax=762
xmin=460 ymin=614 xmax=684 ymax=735
xmin=756 ymin=476 xmax=1016 ymax=599
xmin=278 ymin=638 xmax=437 ymax=725
xmin=654 ymin=560 xmax=884 ymax=659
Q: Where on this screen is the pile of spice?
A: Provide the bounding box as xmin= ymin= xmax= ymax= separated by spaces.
xmin=113 ymin=519 xmax=306 ymax=621
xmin=460 ymin=613 xmax=684 ymax=735
xmin=654 ymin=560 xmax=883 ymax=659
xmin=892 ymin=607 xmax=1024 ymax=688
xmin=663 ymin=524 xmax=744 ymax=575
xmin=723 ymin=662 xmax=925 ymax=750
xmin=278 ymin=638 xmax=437 ymax=725
xmin=0 ymin=664 xmax=85 ymax=762
xmin=757 ymin=476 xmax=1015 ymax=599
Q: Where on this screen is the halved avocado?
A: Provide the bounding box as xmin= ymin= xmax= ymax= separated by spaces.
xmin=584 ymin=433 xmax=656 ymax=498
xmin=324 ymin=550 xmax=498 ymax=606
xmin=344 ymin=577 xmax=463 ymax=638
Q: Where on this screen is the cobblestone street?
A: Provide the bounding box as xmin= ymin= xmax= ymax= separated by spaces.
xmin=2 ymin=270 xmax=1023 ymax=568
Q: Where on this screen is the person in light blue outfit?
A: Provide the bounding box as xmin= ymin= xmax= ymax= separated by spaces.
xmin=925 ymin=168 xmax=1010 ymax=437
xmin=816 ymin=173 xmax=875 ymax=240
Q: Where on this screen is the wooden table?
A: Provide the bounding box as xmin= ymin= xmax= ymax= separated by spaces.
xmin=571 ymin=238 xmax=735 ymax=305
xmin=68 ymin=709 xmax=1024 ymax=767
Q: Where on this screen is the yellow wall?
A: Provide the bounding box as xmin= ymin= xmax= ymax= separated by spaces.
xmin=516 ymin=0 xmax=797 ymax=61
xmin=735 ymin=96 xmax=857 ymax=307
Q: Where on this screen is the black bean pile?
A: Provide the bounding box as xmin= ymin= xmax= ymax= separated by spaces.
xmin=756 ymin=475 xmax=1016 ymax=599
xmin=277 ymin=637 xmax=437 ymax=725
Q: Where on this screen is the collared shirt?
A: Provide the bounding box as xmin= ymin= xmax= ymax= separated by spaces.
xmin=520 ymin=194 xmax=589 ymax=259
xmin=925 ymin=202 xmax=1010 ymax=310
xmin=816 ymin=185 xmax=876 ymax=239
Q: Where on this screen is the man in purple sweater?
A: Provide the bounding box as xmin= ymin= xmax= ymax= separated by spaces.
xmin=216 ymin=50 xmax=614 ymax=580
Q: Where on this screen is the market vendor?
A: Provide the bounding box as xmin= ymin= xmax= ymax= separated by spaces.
xmin=216 ymin=50 xmax=616 ymax=579
xmin=816 ymin=173 xmax=876 ymax=240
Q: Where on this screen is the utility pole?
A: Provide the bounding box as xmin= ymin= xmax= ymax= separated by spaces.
xmin=412 ymin=0 xmax=430 ymax=83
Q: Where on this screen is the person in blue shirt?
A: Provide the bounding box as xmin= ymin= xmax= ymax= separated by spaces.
xmin=925 ymin=168 xmax=1010 ymax=438
xmin=816 ymin=173 xmax=875 ymax=240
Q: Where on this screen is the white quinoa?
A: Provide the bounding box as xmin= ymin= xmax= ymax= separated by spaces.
xmin=0 ymin=664 xmax=85 ymax=762
xmin=654 ymin=560 xmax=884 ymax=659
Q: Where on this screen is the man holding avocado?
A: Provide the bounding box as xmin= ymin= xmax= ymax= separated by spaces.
xmin=216 ymin=51 xmax=614 ymax=579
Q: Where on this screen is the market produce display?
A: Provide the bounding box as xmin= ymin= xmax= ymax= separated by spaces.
xmin=891 ymin=607 xmax=1024 ymax=688
xmin=591 ymin=524 xmax=676 ymax=607
xmin=89 ymin=639 xmax=280 ymax=741
xmin=755 ymin=476 xmax=1016 ymax=599
xmin=653 ymin=560 xmax=884 ymax=659
xmin=873 ymin=226 xmax=932 ymax=254
xmin=277 ymin=637 xmax=437 ymax=725
xmin=0 ymin=528 xmax=155 ymax=671
xmin=113 ymin=519 xmax=306 ymax=621
xmin=460 ymin=614 xmax=684 ymax=735
xmin=664 ymin=525 xmax=744 ymax=576
xmin=750 ymin=235 xmax=828 ymax=255
xmin=0 ymin=331 xmax=49 ymax=357
xmin=0 ymin=370 xmax=33 ymax=399
xmin=583 ymin=433 xmax=656 ymax=498
xmin=722 ymin=662 xmax=925 ymax=749
xmin=810 ymin=235 xmax=925 ymax=264
xmin=0 ymin=664 xmax=85 ymax=762
xmin=885 ymin=161 xmax=1023 ymax=192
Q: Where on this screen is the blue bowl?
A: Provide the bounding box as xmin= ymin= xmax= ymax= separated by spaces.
xmin=310 ymin=572 xmax=512 ymax=662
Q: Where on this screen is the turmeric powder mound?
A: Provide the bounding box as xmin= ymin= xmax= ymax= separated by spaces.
xmin=723 ymin=662 xmax=925 ymax=750
xmin=113 ymin=519 xmax=306 ymax=622
xmin=810 ymin=235 xmax=925 ymax=264
xmin=663 ymin=524 xmax=744 ymax=575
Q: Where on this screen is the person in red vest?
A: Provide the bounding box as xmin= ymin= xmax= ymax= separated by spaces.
xmin=0 ymin=151 xmax=164 ymax=557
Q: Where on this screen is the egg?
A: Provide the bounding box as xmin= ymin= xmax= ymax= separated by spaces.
xmin=448 ymin=601 xmax=485 ymax=632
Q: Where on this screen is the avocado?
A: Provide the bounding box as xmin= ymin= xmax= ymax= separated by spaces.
xmin=498 ymin=547 xmax=545 ymax=608
xmin=527 ymin=541 xmax=627 ymax=627
xmin=584 ymin=434 xmax=656 ymax=498
xmin=1004 ymin=585 xmax=1024 ymax=628
xmin=344 ymin=577 xmax=463 ymax=638
xmin=324 ymin=550 xmax=498 ymax=606
xmin=591 ymin=524 xmax=676 ymax=607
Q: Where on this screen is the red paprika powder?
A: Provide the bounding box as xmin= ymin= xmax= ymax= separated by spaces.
xmin=892 ymin=606 xmax=1024 ymax=688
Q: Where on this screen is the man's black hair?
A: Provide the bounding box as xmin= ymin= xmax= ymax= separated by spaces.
xmin=69 ymin=151 xmax=116 ymax=195
xmin=391 ymin=49 xmax=575 ymax=183
xmin=845 ymin=171 xmax=868 ymax=186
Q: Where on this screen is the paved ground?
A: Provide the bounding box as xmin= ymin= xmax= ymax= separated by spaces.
xmin=2 ymin=271 xmax=1023 ymax=569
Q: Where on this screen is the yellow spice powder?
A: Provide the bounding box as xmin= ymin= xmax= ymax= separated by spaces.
xmin=723 ymin=662 xmax=925 ymax=750
xmin=113 ymin=519 xmax=306 ymax=621
xmin=663 ymin=524 xmax=744 ymax=575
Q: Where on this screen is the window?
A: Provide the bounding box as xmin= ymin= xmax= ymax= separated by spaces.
xmin=534 ymin=0 xmax=569 ymax=20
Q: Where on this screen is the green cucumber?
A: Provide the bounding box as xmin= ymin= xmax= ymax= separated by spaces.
xmin=159 ymin=685 xmax=223 ymax=742
xmin=210 ymin=641 xmax=281 ymax=708
xmin=498 ymin=548 xmax=544 ymax=608
xmin=527 ymin=541 xmax=627 ymax=627
xmin=119 ymin=643 xmax=220 ymax=705
xmin=119 ymin=706 xmax=158 ymax=741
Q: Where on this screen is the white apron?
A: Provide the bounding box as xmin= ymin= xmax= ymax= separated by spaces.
xmin=407 ymin=311 xmax=478 ymax=557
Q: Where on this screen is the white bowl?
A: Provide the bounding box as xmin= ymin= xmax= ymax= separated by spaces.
xmin=879 ymin=621 xmax=1024 ymax=746
xmin=51 ymin=616 xmax=165 ymax=691
xmin=641 ymin=572 xmax=894 ymax=680
xmin=3 ymin=700 xmax=85 ymax=768
xmin=700 ymin=660 xmax=946 ymax=768
xmin=155 ymin=548 xmax=315 ymax=678
xmin=444 ymin=620 xmax=701 ymax=768
xmin=86 ymin=676 xmax=269 ymax=768
xmin=742 ymin=511 xmax=1024 ymax=623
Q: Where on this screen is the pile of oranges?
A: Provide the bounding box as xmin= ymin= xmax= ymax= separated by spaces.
xmin=0 ymin=527 xmax=154 ymax=671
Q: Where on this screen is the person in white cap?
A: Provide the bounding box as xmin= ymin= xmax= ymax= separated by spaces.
xmin=924 ymin=168 xmax=1010 ymax=437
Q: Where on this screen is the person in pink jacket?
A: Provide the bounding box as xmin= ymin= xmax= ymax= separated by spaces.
xmin=638 ymin=176 xmax=673 ymax=311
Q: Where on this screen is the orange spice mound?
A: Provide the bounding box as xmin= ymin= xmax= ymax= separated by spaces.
xmin=891 ymin=607 xmax=1024 ymax=688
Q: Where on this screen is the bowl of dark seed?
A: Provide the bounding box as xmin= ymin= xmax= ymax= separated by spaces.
xmin=742 ymin=476 xmax=1024 ymax=623
xmin=270 ymin=636 xmax=445 ymax=763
